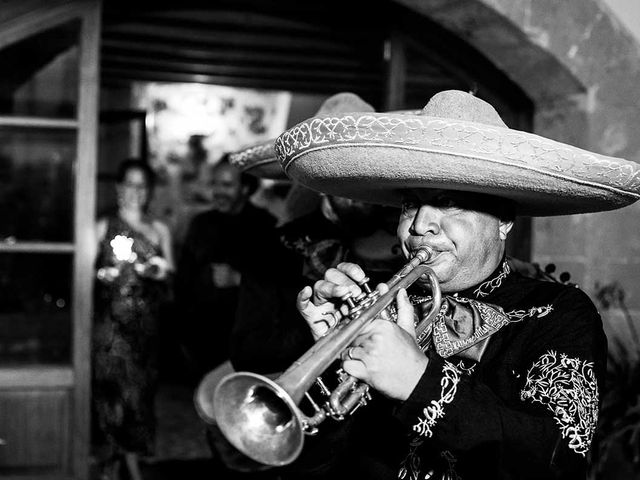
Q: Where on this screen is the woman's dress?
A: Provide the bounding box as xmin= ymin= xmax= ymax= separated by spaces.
xmin=92 ymin=216 xmax=168 ymax=457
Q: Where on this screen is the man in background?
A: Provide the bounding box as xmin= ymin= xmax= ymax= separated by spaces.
xmin=175 ymin=155 xmax=277 ymax=380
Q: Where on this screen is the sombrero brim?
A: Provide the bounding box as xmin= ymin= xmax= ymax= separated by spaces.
xmin=275 ymin=113 xmax=640 ymax=216
xmin=229 ymin=140 xmax=288 ymax=180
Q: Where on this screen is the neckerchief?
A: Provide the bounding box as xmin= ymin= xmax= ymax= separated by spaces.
xmin=411 ymin=259 xmax=513 ymax=362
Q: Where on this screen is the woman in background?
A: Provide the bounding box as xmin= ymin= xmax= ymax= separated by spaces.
xmin=92 ymin=158 xmax=174 ymax=480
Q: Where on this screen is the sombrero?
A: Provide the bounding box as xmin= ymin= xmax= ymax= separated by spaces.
xmin=274 ymin=89 xmax=640 ymax=216
xmin=229 ymin=92 xmax=375 ymax=180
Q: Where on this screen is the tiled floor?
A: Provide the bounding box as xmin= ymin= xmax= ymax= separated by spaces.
xmin=154 ymin=382 xmax=211 ymax=461
xmin=143 ymin=381 xmax=283 ymax=480
xmin=143 ymin=381 xmax=221 ymax=479
xmin=91 ymin=381 xmax=221 ymax=480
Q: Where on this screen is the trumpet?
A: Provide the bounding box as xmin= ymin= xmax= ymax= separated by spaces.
xmin=195 ymin=247 xmax=441 ymax=467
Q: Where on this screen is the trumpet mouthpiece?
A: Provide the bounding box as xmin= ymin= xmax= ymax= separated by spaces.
xmin=414 ymin=247 xmax=434 ymax=263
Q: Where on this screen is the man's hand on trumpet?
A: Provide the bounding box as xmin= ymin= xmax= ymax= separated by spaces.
xmin=296 ymin=262 xmax=429 ymax=401
xmin=296 ymin=261 xmax=368 ymax=339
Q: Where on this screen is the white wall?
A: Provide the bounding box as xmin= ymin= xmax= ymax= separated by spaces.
xmin=602 ymin=0 xmax=640 ymax=43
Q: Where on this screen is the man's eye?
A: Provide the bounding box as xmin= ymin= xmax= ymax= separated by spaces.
xmin=401 ymin=201 xmax=419 ymax=215
xmin=431 ymin=194 xmax=458 ymax=208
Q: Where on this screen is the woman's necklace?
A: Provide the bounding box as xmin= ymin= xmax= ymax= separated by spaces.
xmin=119 ymin=209 xmax=160 ymax=245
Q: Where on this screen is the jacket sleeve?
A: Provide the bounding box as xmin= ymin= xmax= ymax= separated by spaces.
xmin=174 ymin=216 xmax=201 ymax=310
xmin=394 ymin=286 xmax=607 ymax=479
xmin=229 ymin=270 xmax=314 ymax=373
xmin=229 ymin=217 xmax=315 ymax=373
xmin=227 ymin=270 xmax=356 ymax=478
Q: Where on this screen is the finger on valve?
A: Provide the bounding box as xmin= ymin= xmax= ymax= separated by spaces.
xmin=336 ymin=262 xmax=368 ymax=284
xmin=325 ymin=266 xmax=362 ymax=295
xmin=311 ymin=279 xmax=351 ymax=305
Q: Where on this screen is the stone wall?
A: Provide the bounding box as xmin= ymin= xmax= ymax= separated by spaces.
xmin=484 ymin=0 xmax=640 ymax=355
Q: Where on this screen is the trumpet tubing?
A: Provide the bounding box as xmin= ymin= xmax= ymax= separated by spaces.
xmin=196 ymin=248 xmax=441 ymax=467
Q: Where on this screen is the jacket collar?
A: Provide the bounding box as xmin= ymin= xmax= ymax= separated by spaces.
xmin=457 ymin=256 xmax=511 ymax=300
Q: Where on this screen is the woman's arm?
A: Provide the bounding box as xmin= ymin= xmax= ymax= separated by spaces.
xmin=96 ymin=217 xmax=107 ymax=245
xmin=94 ymin=218 xmax=119 ymax=283
xmin=146 ymin=219 xmax=175 ymax=280
xmin=155 ymin=219 xmax=175 ymax=272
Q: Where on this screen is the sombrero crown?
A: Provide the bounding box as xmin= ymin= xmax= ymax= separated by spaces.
xmin=229 ymin=92 xmax=375 ymax=180
xmin=274 ymin=89 xmax=640 ymax=216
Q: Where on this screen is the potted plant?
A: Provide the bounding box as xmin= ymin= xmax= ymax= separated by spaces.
xmin=589 ymin=282 xmax=640 ymax=479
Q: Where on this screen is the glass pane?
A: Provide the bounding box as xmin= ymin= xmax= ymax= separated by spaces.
xmin=0 ymin=126 xmax=75 ymax=242
xmin=0 ymin=20 xmax=79 ymax=117
xmin=0 ymin=253 xmax=72 ymax=364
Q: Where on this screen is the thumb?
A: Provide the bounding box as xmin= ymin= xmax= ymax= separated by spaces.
xmin=297 ymin=286 xmax=313 ymax=312
xmin=395 ymin=288 xmax=416 ymax=339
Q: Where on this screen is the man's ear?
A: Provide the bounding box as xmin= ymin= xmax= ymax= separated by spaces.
xmin=499 ymin=220 xmax=514 ymax=241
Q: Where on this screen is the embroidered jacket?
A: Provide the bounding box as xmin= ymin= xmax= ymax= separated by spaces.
xmin=395 ymin=258 xmax=607 ymax=480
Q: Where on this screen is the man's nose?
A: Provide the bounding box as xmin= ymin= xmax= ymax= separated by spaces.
xmin=410 ymin=206 xmax=441 ymax=236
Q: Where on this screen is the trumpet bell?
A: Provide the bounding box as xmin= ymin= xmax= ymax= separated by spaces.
xmin=194 ymin=360 xmax=235 ymax=423
xmin=213 ymin=372 xmax=305 ymax=466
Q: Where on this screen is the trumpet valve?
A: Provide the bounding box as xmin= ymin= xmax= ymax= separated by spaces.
xmin=349 ymin=290 xmax=380 ymax=319
xmin=358 ymin=277 xmax=372 ymax=294
xmin=350 ymin=385 xmax=372 ymax=415
xmin=351 ymin=277 xmax=372 ymax=303
xmin=341 ymin=292 xmax=356 ymax=309
xmin=341 ymin=277 xmax=374 ymax=316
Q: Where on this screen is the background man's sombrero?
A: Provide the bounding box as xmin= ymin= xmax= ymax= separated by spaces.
xmin=228 ymin=140 xmax=283 ymax=180
xmin=275 ymin=90 xmax=640 ymax=216
xmin=229 ymin=92 xmax=375 ymax=180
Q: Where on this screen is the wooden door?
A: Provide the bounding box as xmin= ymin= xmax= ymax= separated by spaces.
xmin=0 ymin=1 xmax=101 ymax=479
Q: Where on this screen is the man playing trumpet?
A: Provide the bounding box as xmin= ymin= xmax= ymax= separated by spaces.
xmin=274 ymin=89 xmax=640 ymax=479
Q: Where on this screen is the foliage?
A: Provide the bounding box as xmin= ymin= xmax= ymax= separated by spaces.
xmin=589 ymin=281 xmax=640 ymax=478
xmin=507 ymin=258 xmax=574 ymax=285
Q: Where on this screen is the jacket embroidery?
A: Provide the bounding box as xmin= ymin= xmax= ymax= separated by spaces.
xmin=441 ymin=450 xmax=462 ymax=480
xmin=520 ymin=350 xmax=599 ymax=456
xmin=506 ymin=304 xmax=553 ymax=321
xmin=473 ymin=260 xmax=510 ymax=298
xmin=455 ymin=359 xmax=476 ymax=375
xmin=413 ymin=361 xmax=461 ymax=437
xmin=398 ymin=442 xmax=462 ymax=480
xmin=398 ymin=438 xmax=424 ymax=480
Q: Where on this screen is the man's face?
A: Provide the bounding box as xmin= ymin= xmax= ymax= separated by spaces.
xmin=210 ymin=164 xmax=246 ymax=214
xmin=397 ymin=190 xmax=513 ymax=292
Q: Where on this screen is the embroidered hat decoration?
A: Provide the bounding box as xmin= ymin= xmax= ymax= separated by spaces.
xmin=229 ymin=92 xmax=375 ymax=180
xmin=274 ymin=89 xmax=640 ymax=216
